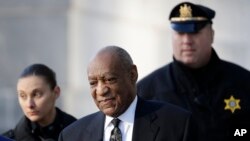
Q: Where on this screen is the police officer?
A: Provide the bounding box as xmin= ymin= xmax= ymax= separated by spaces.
xmin=2 ymin=64 xmax=77 ymax=141
xmin=137 ymin=2 xmax=250 ymax=141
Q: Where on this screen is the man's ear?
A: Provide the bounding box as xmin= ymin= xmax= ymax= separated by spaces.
xmin=130 ymin=65 xmax=138 ymax=83
xmin=210 ymin=27 xmax=214 ymax=44
xmin=212 ymin=29 xmax=214 ymax=43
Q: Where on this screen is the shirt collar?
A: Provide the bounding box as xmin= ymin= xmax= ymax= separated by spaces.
xmin=105 ymin=96 xmax=138 ymax=129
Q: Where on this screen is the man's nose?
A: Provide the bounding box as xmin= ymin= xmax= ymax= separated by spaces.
xmin=183 ymin=33 xmax=193 ymax=41
xmin=96 ymin=83 xmax=108 ymax=95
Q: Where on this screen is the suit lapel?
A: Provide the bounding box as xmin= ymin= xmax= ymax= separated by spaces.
xmin=86 ymin=112 xmax=105 ymax=141
xmin=132 ymin=98 xmax=160 ymax=141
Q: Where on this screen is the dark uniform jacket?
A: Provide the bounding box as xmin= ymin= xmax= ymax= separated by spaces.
xmin=2 ymin=108 xmax=76 ymax=141
xmin=59 ymin=97 xmax=197 ymax=141
xmin=137 ymin=49 xmax=250 ymax=141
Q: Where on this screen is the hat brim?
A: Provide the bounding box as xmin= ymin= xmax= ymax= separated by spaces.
xmin=171 ymin=21 xmax=208 ymax=33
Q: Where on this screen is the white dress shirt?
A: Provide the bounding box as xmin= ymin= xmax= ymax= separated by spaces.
xmin=104 ymin=96 xmax=138 ymax=141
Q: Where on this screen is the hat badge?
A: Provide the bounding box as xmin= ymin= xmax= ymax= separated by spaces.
xmin=179 ymin=4 xmax=192 ymax=18
xmin=224 ymin=95 xmax=241 ymax=113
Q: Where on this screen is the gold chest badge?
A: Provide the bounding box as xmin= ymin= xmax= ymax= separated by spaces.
xmin=224 ymin=95 xmax=241 ymax=113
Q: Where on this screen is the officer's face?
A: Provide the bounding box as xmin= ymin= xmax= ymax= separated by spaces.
xmin=87 ymin=51 xmax=137 ymax=117
xmin=171 ymin=24 xmax=214 ymax=68
xmin=17 ymin=76 xmax=59 ymax=126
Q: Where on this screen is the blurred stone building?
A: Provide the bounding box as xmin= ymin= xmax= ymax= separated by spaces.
xmin=0 ymin=0 xmax=250 ymax=132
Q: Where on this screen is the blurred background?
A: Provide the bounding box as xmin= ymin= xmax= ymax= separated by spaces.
xmin=1 ymin=0 xmax=250 ymax=132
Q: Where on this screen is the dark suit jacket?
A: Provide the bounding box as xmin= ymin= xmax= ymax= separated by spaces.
xmin=59 ymin=97 xmax=196 ymax=141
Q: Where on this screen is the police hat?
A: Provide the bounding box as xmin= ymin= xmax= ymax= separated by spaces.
xmin=169 ymin=2 xmax=215 ymax=33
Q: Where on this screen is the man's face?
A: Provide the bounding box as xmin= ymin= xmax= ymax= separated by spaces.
xmin=171 ymin=24 xmax=214 ymax=68
xmin=87 ymin=52 xmax=137 ymax=117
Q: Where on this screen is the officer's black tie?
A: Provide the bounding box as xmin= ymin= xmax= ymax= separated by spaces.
xmin=110 ymin=118 xmax=122 ymax=141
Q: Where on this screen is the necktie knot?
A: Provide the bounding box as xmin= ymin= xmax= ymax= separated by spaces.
xmin=111 ymin=118 xmax=120 ymax=127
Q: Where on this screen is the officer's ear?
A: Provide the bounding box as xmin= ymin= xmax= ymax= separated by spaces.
xmin=210 ymin=26 xmax=214 ymax=44
xmin=212 ymin=28 xmax=214 ymax=43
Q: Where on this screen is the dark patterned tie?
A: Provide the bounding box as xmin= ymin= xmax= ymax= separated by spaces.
xmin=110 ymin=118 xmax=122 ymax=141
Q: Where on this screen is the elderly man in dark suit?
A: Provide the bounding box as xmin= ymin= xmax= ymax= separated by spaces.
xmin=59 ymin=46 xmax=197 ymax=141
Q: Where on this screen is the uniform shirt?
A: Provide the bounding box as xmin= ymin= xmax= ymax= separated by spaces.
xmin=104 ymin=96 xmax=137 ymax=141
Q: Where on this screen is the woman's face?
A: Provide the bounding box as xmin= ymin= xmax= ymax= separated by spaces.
xmin=17 ymin=75 xmax=59 ymax=126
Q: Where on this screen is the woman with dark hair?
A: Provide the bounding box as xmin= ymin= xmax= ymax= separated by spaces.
xmin=2 ymin=64 xmax=76 ymax=141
